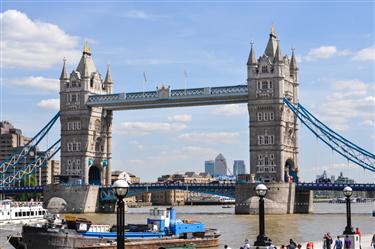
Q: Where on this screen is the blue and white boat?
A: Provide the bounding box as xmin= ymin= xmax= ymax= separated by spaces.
xmin=8 ymin=207 xmax=220 ymax=249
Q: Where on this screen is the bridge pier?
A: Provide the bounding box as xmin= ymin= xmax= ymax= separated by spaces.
xmin=235 ymin=182 xmax=313 ymax=214
xmin=43 ymin=184 xmax=99 ymax=213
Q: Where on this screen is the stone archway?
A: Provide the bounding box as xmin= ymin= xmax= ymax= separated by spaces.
xmin=284 ymin=159 xmax=298 ymax=183
xmin=89 ymin=166 xmax=101 ymax=185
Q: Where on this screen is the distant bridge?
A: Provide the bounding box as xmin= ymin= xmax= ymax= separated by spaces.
xmin=2 ymin=183 xmax=375 ymax=201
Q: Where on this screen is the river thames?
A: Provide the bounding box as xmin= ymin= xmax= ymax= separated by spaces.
xmin=1 ymin=202 xmax=374 ymax=249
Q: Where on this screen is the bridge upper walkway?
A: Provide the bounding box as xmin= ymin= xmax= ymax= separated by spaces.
xmin=86 ymin=85 xmax=249 ymax=110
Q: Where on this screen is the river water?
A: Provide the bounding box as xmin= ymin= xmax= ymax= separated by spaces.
xmin=1 ymin=202 xmax=374 ymax=249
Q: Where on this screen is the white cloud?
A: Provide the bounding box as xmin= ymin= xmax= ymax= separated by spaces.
xmin=214 ymin=104 xmax=247 ymax=116
xmin=118 ymin=121 xmax=187 ymax=135
xmin=37 ymin=98 xmax=59 ymax=110
xmin=1 ymin=10 xmax=81 ymax=69
xmin=316 ymin=79 xmax=374 ymax=131
xmin=352 ymin=46 xmax=375 ymax=61
xmin=168 ymin=114 xmax=192 ymax=122
xmin=304 ymin=45 xmax=375 ymax=62
xmin=9 ymin=76 xmax=59 ymax=92
xmin=130 ymin=140 xmax=144 ymax=150
xmin=179 ymin=131 xmax=240 ymax=144
xmin=304 ymin=46 xmax=338 ymax=61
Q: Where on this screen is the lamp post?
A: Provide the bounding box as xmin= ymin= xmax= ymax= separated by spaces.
xmin=113 ymin=179 xmax=129 ymax=249
xmin=343 ymin=186 xmax=354 ymax=235
xmin=254 ymin=184 xmax=271 ymax=247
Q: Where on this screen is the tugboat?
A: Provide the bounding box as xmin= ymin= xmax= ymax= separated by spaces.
xmin=8 ymin=207 xmax=220 ymax=249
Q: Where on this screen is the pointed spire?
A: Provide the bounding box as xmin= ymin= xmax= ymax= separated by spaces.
xmin=264 ymin=24 xmax=278 ymax=57
xmin=59 ymin=58 xmax=68 ymax=80
xmin=83 ymin=40 xmax=91 ymax=55
xmin=271 ymin=23 xmax=276 ymax=38
xmin=247 ymin=41 xmax=257 ymax=66
xmin=274 ymin=40 xmax=283 ymax=63
xmin=290 ymin=48 xmax=298 ymax=71
xmin=104 ymin=64 xmax=113 ymax=83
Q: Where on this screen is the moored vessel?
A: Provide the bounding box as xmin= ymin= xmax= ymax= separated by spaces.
xmin=8 ymin=207 xmax=220 ymax=249
xmin=0 ymin=199 xmax=48 ymax=225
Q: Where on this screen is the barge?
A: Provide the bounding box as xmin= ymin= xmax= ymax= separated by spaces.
xmin=8 ymin=207 xmax=220 ymax=249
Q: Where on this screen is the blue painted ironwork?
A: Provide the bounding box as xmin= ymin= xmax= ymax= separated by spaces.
xmin=296 ymin=182 xmax=375 ymax=191
xmin=0 ymin=185 xmax=44 ymax=193
xmin=0 ymin=112 xmax=60 ymax=175
xmin=99 ymin=183 xmax=236 ymax=201
xmin=0 ymin=140 xmax=61 ymax=186
xmin=284 ymin=98 xmax=375 ymax=172
xmin=1 ymin=182 xmax=374 ymax=195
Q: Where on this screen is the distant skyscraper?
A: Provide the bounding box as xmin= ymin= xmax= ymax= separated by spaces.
xmin=214 ymin=153 xmax=227 ymax=176
xmin=204 ymin=160 xmax=215 ymax=176
xmin=233 ymin=160 xmax=246 ymax=175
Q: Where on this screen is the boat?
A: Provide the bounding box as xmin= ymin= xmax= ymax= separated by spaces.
xmin=8 ymin=207 xmax=220 ymax=249
xmin=0 ymin=199 xmax=48 ymax=225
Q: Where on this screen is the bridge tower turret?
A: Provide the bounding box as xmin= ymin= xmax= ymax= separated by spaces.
xmin=247 ymin=26 xmax=299 ymax=183
xmin=59 ymin=42 xmax=113 ymax=186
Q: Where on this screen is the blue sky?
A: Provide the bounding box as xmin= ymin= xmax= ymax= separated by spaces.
xmin=1 ymin=1 xmax=374 ymax=182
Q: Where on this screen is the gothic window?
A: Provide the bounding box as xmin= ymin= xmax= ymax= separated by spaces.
xmin=90 ymin=79 xmax=94 ymax=88
xmin=67 ymin=143 xmax=72 ymax=151
xmin=269 ymin=81 xmax=273 ymax=89
xmin=265 ymin=156 xmax=269 ymax=165
xmin=95 ymin=119 xmax=101 ymax=132
xmin=95 ymin=137 xmax=102 ymax=152
xmin=257 ymin=112 xmax=262 ymax=121
xmin=258 ymin=136 xmax=264 ymax=145
xmin=270 ymin=154 xmax=275 ymax=165
xmin=257 ymin=82 xmax=261 ymax=90
xmin=67 ymin=122 xmax=72 ymax=131
xmin=261 ymin=81 xmax=268 ymax=89
xmin=269 ymin=112 xmax=275 ymax=120
xmin=71 ymin=80 xmax=77 ymax=87
xmin=71 ymin=94 xmax=77 ymax=102
xmin=270 ymin=136 xmax=274 ymax=144
xmin=76 ymin=121 xmax=81 ymax=130
xmin=264 ymin=136 xmax=269 ymax=144
xmin=261 ymin=66 xmax=268 ymax=73
xmin=72 ymin=143 xmax=77 ymax=151
xmin=263 ymin=112 xmax=269 ymax=121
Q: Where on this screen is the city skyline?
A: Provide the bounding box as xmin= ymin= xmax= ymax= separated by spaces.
xmin=1 ymin=2 xmax=374 ymax=182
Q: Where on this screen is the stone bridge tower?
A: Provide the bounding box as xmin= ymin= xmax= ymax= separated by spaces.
xmin=59 ymin=43 xmax=113 ymax=186
xmin=235 ymin=26 xmax=309 ymax=214
xmin=247 ymin=26 xmax=299 ymax=184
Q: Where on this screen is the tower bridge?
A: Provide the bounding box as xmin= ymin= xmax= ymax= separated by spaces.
xmin=1 ymin=26 xmax=374 ymax=214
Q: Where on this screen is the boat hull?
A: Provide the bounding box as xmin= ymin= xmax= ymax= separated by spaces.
xmin=8 ymin=226 xmax=219 ymax=249
xmin=77 ymin=237 xmax=219 ymax=249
